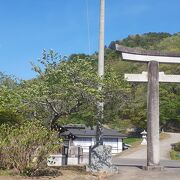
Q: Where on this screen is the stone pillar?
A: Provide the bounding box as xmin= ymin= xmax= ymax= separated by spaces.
xmin=147 ymin=61 xmax=160 ymax=168
xmin=87 ymin=145 xmax=117 ymax=173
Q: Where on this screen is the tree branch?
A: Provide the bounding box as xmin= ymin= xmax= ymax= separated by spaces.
xmin=46 ymin=99 xmax=59 ymax=115
xmin=50 ymin=99 xmax=83 ymax=130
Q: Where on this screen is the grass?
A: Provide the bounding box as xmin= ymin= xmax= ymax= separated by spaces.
xmin=123 ymin=132 xmax=170 ymax=147
xmin=123 ymin=138 xmax=141 ymax=146
xmin=123 ymin=138 xmax=142 ymax=145
xmin=170 ymin=150 xmax=180 ymax=160
xmin=114 ymin=137 xmax=143 ymax=157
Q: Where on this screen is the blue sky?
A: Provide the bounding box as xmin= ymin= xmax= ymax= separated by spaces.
xmin=0 ymin=0 xmax=180 ymax=80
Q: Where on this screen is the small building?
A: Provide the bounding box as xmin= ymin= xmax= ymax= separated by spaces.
xmin=60 ymin=124 xmax=126 ymax=154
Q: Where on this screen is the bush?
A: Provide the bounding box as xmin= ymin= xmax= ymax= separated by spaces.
xmin=170 ymin=150 xmax=180 ymax=160
xmin=174 ymin=142 xmax=180 ymax=151
xmin=0 ymin=121 xmax=61 ymax=175
xmin=30 ymin=168 xmax=62 ymax=177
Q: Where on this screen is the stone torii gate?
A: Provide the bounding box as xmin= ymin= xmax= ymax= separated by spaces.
xmin=116 ymin=45 xmax=180 ymax=170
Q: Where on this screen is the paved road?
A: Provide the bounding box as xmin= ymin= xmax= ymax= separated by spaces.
xmin=115 ymin=133 xmax=180 ymax=160
xmin=112 ymin=133 xmax=180 ymax=167
xmin=113 ymin=158 xmax=180 ymax=168
xmin=160 ymin=133 xmax=180 ymax=160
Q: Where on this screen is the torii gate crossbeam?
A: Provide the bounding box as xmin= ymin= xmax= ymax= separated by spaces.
xmin=116 ymin=45 xmax=180 ymax=170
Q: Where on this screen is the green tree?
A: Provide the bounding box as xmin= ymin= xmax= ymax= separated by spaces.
xmin=156 ymin=33 xmax=180 ymax=52
xmin=107 ymin=32 xmax=180 ymax=130
xmin=26 ymin=50 xmax=100 ymax=129
xmin=115 ymin=32 xmax=171 ymax=49
xmin=22 ymin=49 xmax=129 ymax=129
xmin=0 ymin=73 xmax=23 ymax=125
xmin=0 ymin=72 xmax=17 ymax=89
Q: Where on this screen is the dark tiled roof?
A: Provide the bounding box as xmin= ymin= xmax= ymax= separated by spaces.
xmin=60 ymin=124 xmax=126 ymax=138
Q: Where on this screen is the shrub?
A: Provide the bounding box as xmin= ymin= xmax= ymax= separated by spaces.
xmin=0 ymin=121 xmax=61 ymax=175
xmin=170 ymin=150 xmax=180 ymax=160
xmin=174 ymin=142 xmax=180 ymax=151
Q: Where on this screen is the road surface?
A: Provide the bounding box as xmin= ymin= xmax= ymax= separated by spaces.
xmin=112 ymin=133 xmax=180 ymax=167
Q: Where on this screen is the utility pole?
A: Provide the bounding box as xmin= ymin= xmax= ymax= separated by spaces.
xmin=96 ymin=0 xmax=105 ymax=145
xmin=98 ymin=0 xmax=105 ymax=77
xmin=89 ymin=1 xmax=118 ymax=172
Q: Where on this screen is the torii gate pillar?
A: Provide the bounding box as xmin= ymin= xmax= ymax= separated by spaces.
xmin=147 ymin=61 xmax=160 ymax=167
xmin=116 ymin=44 xmax=180 ymax=170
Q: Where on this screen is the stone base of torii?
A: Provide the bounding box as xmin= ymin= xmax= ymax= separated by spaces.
xmin=116 ymin=44 xmax=180 ymax=170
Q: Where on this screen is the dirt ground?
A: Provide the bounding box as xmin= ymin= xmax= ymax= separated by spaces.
xmin=108 ymin=167 xmax=180 ymax=180
xmin=0 ymin=169 xmax=98 ymax=180
xmin=1 ymin=167 xmax=180 ymax=180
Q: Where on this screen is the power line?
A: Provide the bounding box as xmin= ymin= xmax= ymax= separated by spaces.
xmin=86 ymin=0 xmax=91 ymax=55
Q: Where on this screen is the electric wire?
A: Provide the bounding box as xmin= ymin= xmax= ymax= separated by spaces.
xmin=86 ymin=0 xmax=91 ymax=55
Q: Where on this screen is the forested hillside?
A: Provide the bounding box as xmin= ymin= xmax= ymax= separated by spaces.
xmin=107 ymin=32 xmax=180 ymax=132
xmin=0 ymin=32 xmax=179 ymax=133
